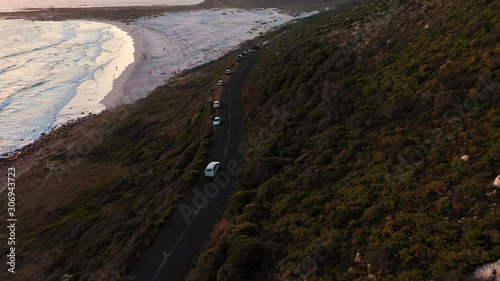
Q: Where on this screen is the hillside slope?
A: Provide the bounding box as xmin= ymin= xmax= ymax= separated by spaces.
xmin=188 ymin=0 xmax=500 ymax=280
xmin=198 ymin=0 xmax=365 ymax=11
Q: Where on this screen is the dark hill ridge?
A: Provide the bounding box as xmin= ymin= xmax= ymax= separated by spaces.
xmin=0 ymin=0 xmax=364 ymax=20
xmin=198 ymin=0 xmax=364 ymax=10
xmin=187 ymin=0 xmax=500 ymax=280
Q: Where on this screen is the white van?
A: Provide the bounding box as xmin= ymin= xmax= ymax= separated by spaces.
xmin=205 ymin=161 xmax=220 ymax=177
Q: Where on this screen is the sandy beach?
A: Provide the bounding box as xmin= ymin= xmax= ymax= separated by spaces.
xmin=99 ymin=9 xmax=317 ymax=108
xmin=99 ymin=21 xmax=166 ymax=107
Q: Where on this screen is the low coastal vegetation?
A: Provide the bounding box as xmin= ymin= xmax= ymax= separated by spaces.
xmin=188 ymin=0 xmax=499 ymax=280
xmin=0 ymin=0 xmax=497 ymax=280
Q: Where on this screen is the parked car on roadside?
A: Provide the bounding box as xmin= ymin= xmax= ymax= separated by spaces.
xmin=226 ymin=69 xmax=231 ymax=75
xmin=218 ymin=80 xmax=223 ymax=86
xmin=213 ymin=116 xmax=221 ymax=126
xmin=213 ymin=101 xmax=220 ymax=108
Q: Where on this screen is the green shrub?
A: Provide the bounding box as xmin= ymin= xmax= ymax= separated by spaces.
xmin=216 ymin=236 xmax=264 ymax=281
xmin=191 ymin=111 xmax=203 ymax=125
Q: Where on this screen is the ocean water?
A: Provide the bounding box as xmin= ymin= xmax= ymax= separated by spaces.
xmin=0 ymin=20 xmax=134 ymax=155
xmin=0 ymin=0 xmax=204 ymax=10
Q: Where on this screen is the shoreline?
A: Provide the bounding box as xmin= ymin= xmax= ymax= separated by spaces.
xmin=1 ymin=7 xmax=320 ymax=158
xmin=0 ymin=19 xmax=136 ymax=157
xmin=97 ymin=21 xmax=140 ymax=108
xmin=54 ymin=21 xmax=135 ymax=124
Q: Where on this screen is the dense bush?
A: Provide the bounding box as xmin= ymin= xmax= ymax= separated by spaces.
xmin=216 ymin=236 xmax=264 ymax=281
xmin=190 ymin=0 xmax=500 ymax=280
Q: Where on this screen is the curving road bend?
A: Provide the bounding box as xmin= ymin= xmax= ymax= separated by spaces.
xmin=126 ymin=51 xmax=260 ymax=281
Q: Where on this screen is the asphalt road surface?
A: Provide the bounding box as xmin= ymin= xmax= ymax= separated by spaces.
xmin=127 ymin=51 xmax=260 ymax=281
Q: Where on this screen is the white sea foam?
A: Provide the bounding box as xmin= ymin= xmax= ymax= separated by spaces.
xmin=55 ymin=22 xmax=134 ymax=125
xmin=0 ymin=20 xmax=134 ymax=155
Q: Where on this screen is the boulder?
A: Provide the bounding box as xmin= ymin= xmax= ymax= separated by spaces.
xmin=354 ymin=252 xmax=362 ymax=263
xmin=493 ymin=175 xmax=500 ymax=187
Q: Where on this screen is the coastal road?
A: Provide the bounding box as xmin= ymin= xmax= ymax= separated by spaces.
xmin=127 ymin=51 xmax=260 ymax=281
